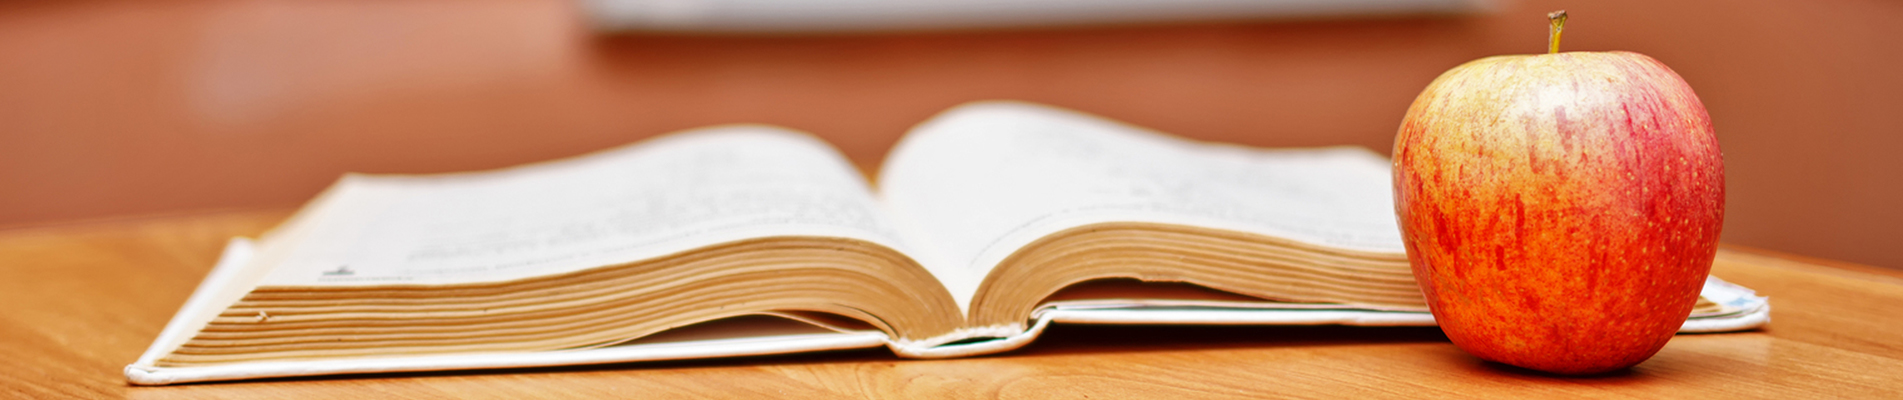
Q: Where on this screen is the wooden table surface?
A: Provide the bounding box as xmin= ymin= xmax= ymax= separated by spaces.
xmin=3 ymin=209 xmax=1900 ymax=399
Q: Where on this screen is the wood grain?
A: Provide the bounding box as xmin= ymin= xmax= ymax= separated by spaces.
xmin=2 ymin=209 xmax=1900 ymax=399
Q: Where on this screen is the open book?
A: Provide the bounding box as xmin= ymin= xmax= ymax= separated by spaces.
xmin=127 ymin=101 xmax=1769 ymax=385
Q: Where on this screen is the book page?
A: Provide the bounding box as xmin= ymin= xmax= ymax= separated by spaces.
xmin=878 ymin=102 xmax=1405 ymax=311
xmin=257 ymin=126 xmax=914 ymax=287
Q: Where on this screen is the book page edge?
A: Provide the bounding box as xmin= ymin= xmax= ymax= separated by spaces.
xmin=128 ymin=237 xmax=258 ymax=373
xmin=125 ymin=329 xmax=889 ymax=385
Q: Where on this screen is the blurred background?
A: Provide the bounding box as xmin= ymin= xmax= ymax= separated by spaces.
xmin=0 ymin=0 xmax=1897 ymax=269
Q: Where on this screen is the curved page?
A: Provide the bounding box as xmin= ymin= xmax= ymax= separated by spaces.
xmin=258 ymin=126 xmax=915 ymax=287
xmin=879 ymin=101 xmax=1405 ymax=311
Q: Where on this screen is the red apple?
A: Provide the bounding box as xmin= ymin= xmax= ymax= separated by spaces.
xmin=1391 ymin=11 xmax=1725 ymax=375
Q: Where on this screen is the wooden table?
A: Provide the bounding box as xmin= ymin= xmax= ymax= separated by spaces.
xmin=4 ymin=209 xmax=1900 ymax=398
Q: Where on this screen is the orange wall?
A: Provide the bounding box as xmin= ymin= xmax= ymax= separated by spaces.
xmin=1 ymin=0 xmax=1898 ymax=268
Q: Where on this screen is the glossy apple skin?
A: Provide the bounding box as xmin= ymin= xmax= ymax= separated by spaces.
xmin=1393 ymin=51 xmax=1724 ymax=375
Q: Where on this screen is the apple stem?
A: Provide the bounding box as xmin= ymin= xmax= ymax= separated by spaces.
xmin=1547 ymin=10 xmax=1568 ymax=54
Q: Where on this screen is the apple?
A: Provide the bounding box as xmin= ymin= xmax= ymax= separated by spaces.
xmin=1391 ymin=11 xmax=1725 ymax=375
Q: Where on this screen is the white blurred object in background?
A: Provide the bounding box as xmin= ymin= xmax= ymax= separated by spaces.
xmin=581 ymin=0 xmax=1494 ymax=33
